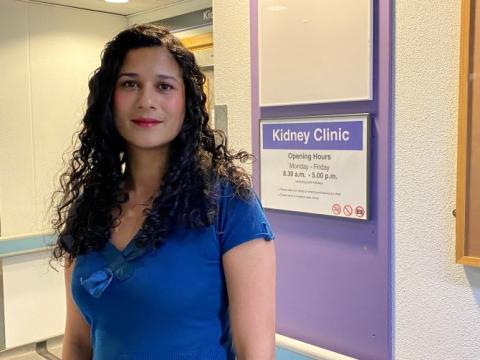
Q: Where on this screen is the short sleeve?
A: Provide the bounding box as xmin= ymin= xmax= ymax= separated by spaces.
xmin=216 ymin=184 xmax=275 ymax=255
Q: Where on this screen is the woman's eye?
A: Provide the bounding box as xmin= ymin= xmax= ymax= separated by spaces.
xmin=158 ymin=83 xmax=173 ymax=91
xmin=121 ymin=80 xmax=137 ymax=88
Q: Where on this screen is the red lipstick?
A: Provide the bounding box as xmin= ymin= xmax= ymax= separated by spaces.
xmin=131 ymin=118 xmax=162 ymax=128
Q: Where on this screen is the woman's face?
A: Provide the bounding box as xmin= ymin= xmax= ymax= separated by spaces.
xmin=113 ymin=46 xmax=186 ymax=152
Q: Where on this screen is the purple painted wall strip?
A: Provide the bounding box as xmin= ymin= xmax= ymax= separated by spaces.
xmin=250 ymin=1 xmax=392 ymax=359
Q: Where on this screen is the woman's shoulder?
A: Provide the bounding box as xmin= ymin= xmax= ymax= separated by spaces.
xmin=214 ymin=179 xmax=274 ymax=255
xmin=214 ymin=178 xmax=268 ymax=226
xmin=215 ymin=178 xmax=254 ymax=202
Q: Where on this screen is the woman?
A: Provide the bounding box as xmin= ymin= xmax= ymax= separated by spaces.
xmin=51 ymin=24 xmax=276 ymax=359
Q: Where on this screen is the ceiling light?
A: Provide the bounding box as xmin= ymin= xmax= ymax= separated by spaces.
xmin=105 ymin=0 xmax=128 ymax=3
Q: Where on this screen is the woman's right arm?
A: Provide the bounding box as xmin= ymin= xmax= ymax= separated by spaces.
xmin=62 ymin=258 xmax=93 ymax=360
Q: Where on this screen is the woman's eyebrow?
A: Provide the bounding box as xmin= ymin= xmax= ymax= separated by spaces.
xmin=157 ymin=74 xmax=180 ymax=83
xmin=118 ymin=72 xmax=180 ymax=83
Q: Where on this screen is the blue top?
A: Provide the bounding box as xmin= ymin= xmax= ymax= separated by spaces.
xmin=71 ymin=185 xmax=274 ymax=360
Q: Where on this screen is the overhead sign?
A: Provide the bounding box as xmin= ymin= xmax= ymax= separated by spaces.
xmin=152 ymin=8 xmax=213 ymax=33
xmin=260 ymin=114 xmax=370 ymax=220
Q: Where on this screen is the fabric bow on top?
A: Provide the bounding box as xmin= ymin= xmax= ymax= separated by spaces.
xmin=80 ymin=267 xmax=114 ymax=299
xmin=80 ymin=237 xmax=147 ymax=299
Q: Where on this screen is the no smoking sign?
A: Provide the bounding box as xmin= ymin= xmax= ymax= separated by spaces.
xmin=331 ymin=203 xmax=367 ymax=220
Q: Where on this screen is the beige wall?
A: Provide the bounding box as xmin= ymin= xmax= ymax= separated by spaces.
xmin=394 ymin=0 xmax=480 ymax=359
xmin=0 ymin=1 xmax=126 ymax=236
xmin=212 ymin=0 xmax=252 ymax=174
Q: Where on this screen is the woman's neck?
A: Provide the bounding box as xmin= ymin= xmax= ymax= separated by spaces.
xmin=123 ymin=146 xmax=169 ymax=200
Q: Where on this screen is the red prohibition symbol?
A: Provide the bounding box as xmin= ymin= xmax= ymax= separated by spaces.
xmin=332 ymin=203 xmax=341 ymax=215
xmin=343 ymin=205 xmax=353 ymax=216
xmin=355 ymin=206 xmax=365 ymax=217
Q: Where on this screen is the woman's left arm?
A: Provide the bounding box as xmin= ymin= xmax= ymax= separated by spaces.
xmin=223 ymin=238 xmax=276 ymax=360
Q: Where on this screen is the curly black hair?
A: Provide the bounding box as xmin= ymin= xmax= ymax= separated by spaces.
xmin=50 ymin=24 xmax=253 ymax=264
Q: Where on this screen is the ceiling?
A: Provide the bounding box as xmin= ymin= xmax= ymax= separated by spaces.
xmin=27 ymin=0 xmax=186 ymax=16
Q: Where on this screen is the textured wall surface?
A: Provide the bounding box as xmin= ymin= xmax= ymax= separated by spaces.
xmin=394 ymin=1 xmax=480 ymax=359
xmin=212 ymin=0 xmax=252 ymax=173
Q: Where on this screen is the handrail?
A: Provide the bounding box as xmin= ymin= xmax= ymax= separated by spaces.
xmin=0 ymin=231 xmax=54 ymax=242
xmin=276 ymin=334 xmax=357 ymax=360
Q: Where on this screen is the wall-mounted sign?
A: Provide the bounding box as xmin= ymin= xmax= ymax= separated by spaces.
xmin=260 ymin=114 xmax=370 ymax=220
xmin=259 ymin=0 xmax=373 ymax=106
xmin=152 ymin=8 xmax=212 ymax=33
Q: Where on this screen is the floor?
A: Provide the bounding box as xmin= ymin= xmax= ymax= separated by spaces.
xmin=0 ymin=337 xmax=62 ymax=360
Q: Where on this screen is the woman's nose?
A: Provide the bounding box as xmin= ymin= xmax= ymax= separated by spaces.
xmin=136 ymin=86 xmax=156 ymax=109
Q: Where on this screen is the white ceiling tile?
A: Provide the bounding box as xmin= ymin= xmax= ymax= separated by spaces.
xmin=28 ymin=0 xmax=186 ymax=16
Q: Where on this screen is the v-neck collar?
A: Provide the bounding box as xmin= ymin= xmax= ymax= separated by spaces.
xmin=107 ymin=227 xmax=143 ymax=254
xmin=100 ymin=235 xmax=148 ymax=282
xmin=79 ymin=231 xmax=149 ymax=298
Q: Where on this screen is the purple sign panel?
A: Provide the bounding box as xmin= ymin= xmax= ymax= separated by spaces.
xmin=262 ymin=121 xmax=363 ymax=150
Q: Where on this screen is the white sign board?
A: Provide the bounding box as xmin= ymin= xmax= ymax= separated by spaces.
xmin=260 ymin=114 xmax=370 ymax=220
xmin=259 ymin=0 xmax=373 ymax=106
